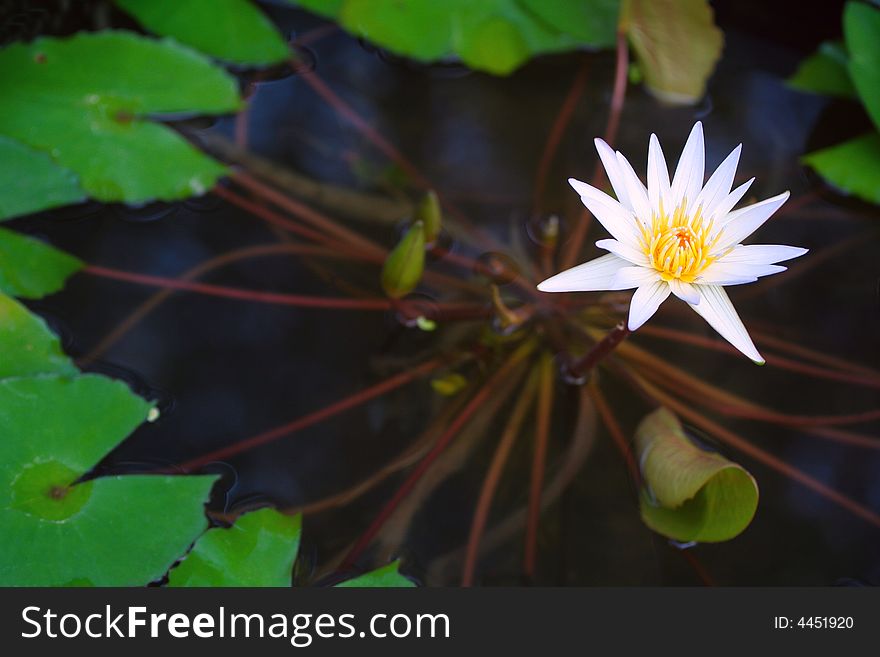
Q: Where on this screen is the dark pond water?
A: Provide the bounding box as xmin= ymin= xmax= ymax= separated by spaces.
xmin=12 ymin=0 xmax=880 ymax=585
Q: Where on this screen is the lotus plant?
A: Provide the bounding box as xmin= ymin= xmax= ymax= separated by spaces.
xmin=538 ymin=123 xmax=807 ymax=363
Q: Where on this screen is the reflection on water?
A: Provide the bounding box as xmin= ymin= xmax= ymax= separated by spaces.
xmin=17 ymin=4 xmax=879 ymax=585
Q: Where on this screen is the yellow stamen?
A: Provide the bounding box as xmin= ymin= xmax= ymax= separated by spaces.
xmin=638 ymin=199 xmax=724 ymax=283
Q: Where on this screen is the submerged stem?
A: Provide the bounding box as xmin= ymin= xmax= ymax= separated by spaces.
xmin=175 ymin=357 xmax=445 ymax=472
xmin=462 ymin=369 xmax=540 ymax=586
xmin=565 ymin=321 xmax=631 ymax=382
xmin=341 ymin=340 xmax=537 ymax=569
xmin=559 ymin=31 xmax=628 ymax=271
xmin=589 ymin=385 xmax=640 ymax=485
xmin=82 ymin=264 xmax=490 ymax=319
xmin=524 ymin=354 xmax=556 ymax=579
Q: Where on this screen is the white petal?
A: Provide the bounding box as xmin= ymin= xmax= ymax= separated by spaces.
xmin=698 ymin=262 xmax=786 ymax=286
xmin=695 ymin=144 xmax=741 ymax=218
xmin=595 ymin=238 xmax=649 ymax=266
xmin=568 ymin=178 xmax=641 ymax=247
xmin=609 ymin=266 xmax=659 ymax=290
xmin=594 ymin=138 xmax=632 ymax=210
xmin=627 ymin=280 xmax=671 ymax=330
xmin=615 ymin=151 xmax=652 ymax=225
xmin=537 ymin=254 xmax=630 ymax=293
xmin=688 ymin=285 xmax=764 ymax=363
xmin=670 ymin=122 xmax=705 ymax=212
xmin=669 ymin=278 xmax=700 ymax=304
xmin=714 ymin=191 xmax=790 ymax=251
xmin=717 ymin=244 xmax=808 ymax=266
xmin=647 ymin=133 xmax=672 ymax=214
xmin=711 ymin=177 xmax=754 ymax=223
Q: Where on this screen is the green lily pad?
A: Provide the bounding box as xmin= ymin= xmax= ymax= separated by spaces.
xmin=518 ymin=0 xmax=619 ymax=47
xmin=0 ymin=374 xmax=217 ymax=585
xmin=168 ymin=508 xmax=302 ymax=587
xmin=803 ymin=132 xmax=880 ymax=205
xmin=622 ymin=0 xmax=723 ymax=104
xmin=335 ymin=560 xmax=415 ymax=588
xmin=0 ymin=31 xmax=241 ymax=203
xmin=114 ymin=0 xmax=290 ymax=66
xmin=0 ymin=294 xmax=77 ymax=379
xmin=844 ymin=1 xmax=880 ymax=131
xmin=788 ymin=41 xmax=857 ymax=99
xmin=635 ymin=407 xmax=758 ymax=543
xmin=0 ymin=136 xmax=85 ymax=221
xmin=295 ymin=0 xmax=617 ymax=75
xmin=382 ymin=220 xmax=425 ymax=299
xmin=0 ymin=227 xmax=82 ymax=299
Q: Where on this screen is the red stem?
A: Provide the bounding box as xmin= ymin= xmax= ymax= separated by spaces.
xmin=83 ymin=264 xmax=489 ymax=320
xmin=340 ymin=343 xmax=534 ymax=568
xmin=233 ymin=171 xmax=387 ymax=258
xmin=214 ymin=185 xmax=355 ymax=251
xmin=217 ymin=184 xmax=489 ymax=297
xmin=566 ymin=322 xmax=630 ymax=380
xmin=589 ymin=385 xmax=641 ymax=485
xmin=175 ymin=358 xmax=443 ymax=472
xmin=292 ymin=61 xmax=505 ymax=252
xmin=462 ymin=371 xmax=539 ymax=586
xmin=83 ymin=264 xmax=394 ymax=310
xmin=524 ymin=355 xmax=555 ymax=579
xmin=638 ymin=324 xmax=880 ymax=389
xmin=680 ymin=549 xmax=715 ymax=587
xmin=533 ymin=57 xmax=591 ymax=216
xmin=559 ymin=32 xmax=628 ymax=271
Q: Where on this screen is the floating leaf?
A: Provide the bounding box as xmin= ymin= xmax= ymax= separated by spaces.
xmin=0 ymin=294 xmax=77 ymax=379
xmin=635 ymin=407 xmax=758 ymax=543
xmin=622 ymin=0 xmax=723 ymax=104
xmin=0 ymin=136 xmax=85 ymax=221
xmin=0 ymin=31 xmax=241 ymax=203
xmin=335 ymin=560 xmax=415 ymax=588
xmin=788 ymin=41 xmax=856 ymax=99
xmin=382 ymin=220 xmax=425 ymax=298
xmin=803 ymin=132 xmax=880 ymax=205
xmin=295 ymin=0 xmax=617 ymax=75
xmin=168 ymin=508 xmax=302 ymax=587
xmin=0 ymin=227 xmax=82 ymax=299
xmin=518 ymin=0 xmax=619 ymax=47
xmin=844 ymin=2 xmax=880 ymax=131
xmin=0 ymin=374 xmax=217 ymax=585
xmin=114 ymin=0 xmax=290 ymax=66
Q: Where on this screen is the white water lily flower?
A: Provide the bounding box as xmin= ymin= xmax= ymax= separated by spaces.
xmin=538 ymin=122 xmax=807 ymax=364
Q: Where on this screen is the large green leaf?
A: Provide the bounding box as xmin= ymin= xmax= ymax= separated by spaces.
xmin=0 ymin=294 xmax=77 ymax=379
xmin=622 ymin=0 xmax=723 ymax=104
xmin=788 ymin=41 xmax=857 ymax=99
xmin=519 ymin=0 xmax=619 ymax=47
xmin=0 ymin=31 xmax=241 ymax=203
xmin=295 ymin=0 xmax=618 ymax=75
xmin=114 ymin=0 xmax=290 ymax=66
xmin=0 ymin=374 xmax=217 ymax=585
xmin=168 ymin=508 xmax=302 ymax=587
xmin=0 ymin=227 xmax=82 ymax=299
xmin=0 ymin=136 xmax=85 ymax=221
xmin=335 ymin=560 xmax=415 ymax=588
xmin=635 ymin=407 xmax=758 ymax=543
xmin=844 ymin=1 xmax=880 ymax=131
xmin=803 ymin=132 xmax=880 ymax=205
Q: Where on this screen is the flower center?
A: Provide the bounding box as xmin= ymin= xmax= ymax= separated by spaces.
xmin=638 ymin=201 xmax=722 ymax=283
